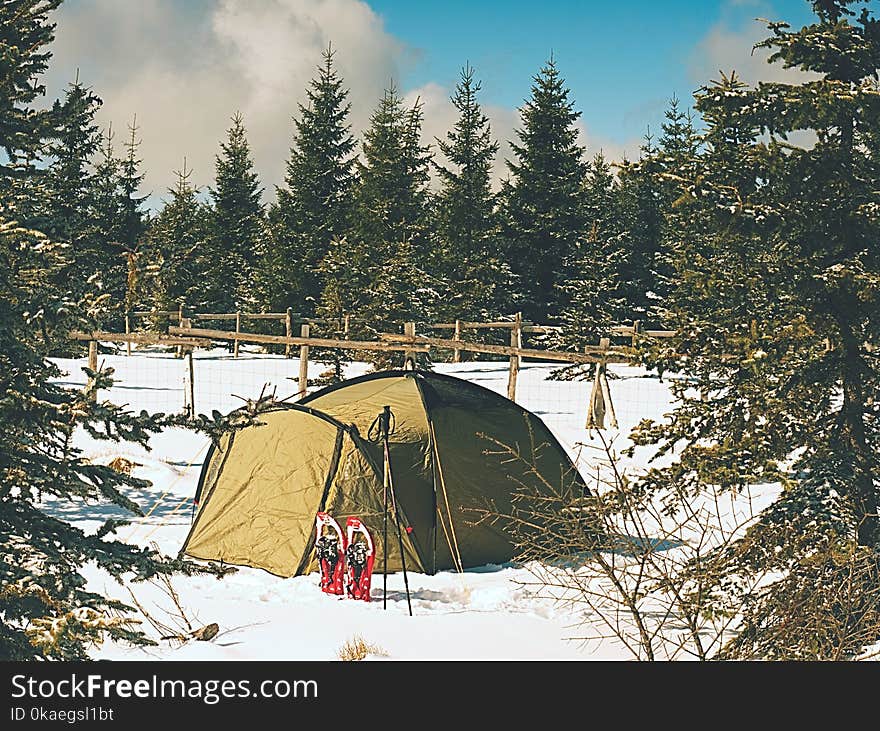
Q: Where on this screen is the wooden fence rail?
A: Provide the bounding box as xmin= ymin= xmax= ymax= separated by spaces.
xmin=166 ymin=326 xmax=431 ymax=354
xmin=126 ymin=305 xmax=674 ymax=353
xmin=609 ymin=324 xmax=676 ymax=338
xmin=130 ymin=310 xmax=361 ymax=325
xmin=72 ymin=322 xmax=633 ymax=426
xmin=377 ymin=332 xmax=630 ymax=365
xmin=71 ymin=330 xmax=206 ymax=347
xmin=75 ymin=326 xmax=636 ymax=365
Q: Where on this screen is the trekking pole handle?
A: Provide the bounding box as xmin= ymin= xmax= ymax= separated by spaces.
xmin=380 ymin=405 xmax=392 ymax=440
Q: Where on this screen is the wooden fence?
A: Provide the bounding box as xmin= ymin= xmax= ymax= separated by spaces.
xmin=123 ymin=304 xmax=674 ymax=359
xmin=76 ymin=309 xmax=676 ymax=426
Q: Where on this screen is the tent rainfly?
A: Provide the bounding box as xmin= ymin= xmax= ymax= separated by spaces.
xmin=182 ymin=371 xmax=587 ymax=577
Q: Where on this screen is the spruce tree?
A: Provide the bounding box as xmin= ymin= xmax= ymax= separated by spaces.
xmin=557 ymin=153 xmax=629 ymax=349
xmin=85 ymin=118 xmax=150 ymax=323
xmin=313 ymin=236 xmax=368 ymax=383
xmin=0 ymin=0 xmax=62 ymax=207
xmin=39 ymin=74 xmax=107 ymax=314
xmin=142 ymin=163 xmax=211 ymax=315
xmin=616 ymin=133 xmax=664 ymax=325
xmin=41 ymin=76 xmax=101 ymax=242
xmin=0 ymin=1 xmax=214 ymax=660
xmin=0 ymin=211 xmax=217 ymax=659
xmin=88 ymin=124 xmax=127 ymax=321
xmin=653 ymin=97 xmax=700 ymax=313
xmin=264 ymin=46 xmax=355 ymax=315
xmin=91 ymin=126 xmax=122 ymax=248
xmin=435 ymin=64 xmax=510 ymax=320
xmin=346 ymin=86 xmax=438 ymax=362
xmin=352 ymin=85 xmax=431 ymax=252
xmin=657 ymin=96 xmax=699 ymax=188
xmin=208 ymin=112 xmax=264 ymax=312
xmin=501 ymin=57 xmax=588 ymax=322
xmin=118 ymin=117 xmax=149 ymax=312
xmin=633 ymin=0 xmax=880 ymax=658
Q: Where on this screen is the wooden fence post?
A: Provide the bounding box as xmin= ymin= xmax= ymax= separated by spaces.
xmin=404 ymin=322 xmax=416 ymax=369
xmin=453 ymin=319 xmax=462 ymax=363
xmin=343 ymin=313 xmax=351 ymax=338
xmin=298 ymin=323 xmax=310 ymax=398
xmin=586 ymin=356 xmax=605 ymax=430
xmin=586 ymin=337 xmax=617 ymax=430
xmin=88 ymin=340 xmax=98 ymax=401
xmin=88 ymin=339 xmax=98 ymax=371
xmin=185 ymin=349 xmax=195 ymax=419
xmin=631 ymin=320 xmax=641 ymax=348
xmin=507 ymin=312 xmax=522 ymax=402
xmin=176 ymin=301 xmax=185 ymax=358
xmin=285 ymin=308 xmax=293 ymax=358
xmin=598 ymin=337 xmax=617 ymax=429
xmin=124 ymin=312 xmax=131 ymax=356
xmin=234 ymin=311 xmax=241 ymax=358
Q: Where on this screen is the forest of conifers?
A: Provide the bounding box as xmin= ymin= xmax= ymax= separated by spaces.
xmin=2 ymin=0 xmax=879 ymax=661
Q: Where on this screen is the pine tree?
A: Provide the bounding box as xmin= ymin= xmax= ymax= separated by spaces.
xmin=653 ymin=97 xmax=700 ymax=313
xmin=118 ymin=117 xmax=149 ymax=312
xmin=91 ymin=126 xmax=122 ymax=246
xmin=616 ymin=132 xmax=664 ymax=325
xmin=633 ymin=0 xmax=880 ymax=658
xmin=85 ymin=118 xmax=150 ymax=324
xmin=346 ymin=86 xmax=439 ymax=365
xmin=434 ymin=64 xmax=510 ymax=320
xmin=38 ymin=74 xmax=106 ymax=315
xmin=88 ymin=124 xmax=126 ymax=321
xmin=501 ymin=57 xmax=588 ymax=322
xmin=313 ymin=236 xmax=369 ymax=383
xmin=0 ymin=0 xmax=62 ymax=208
xmin=657 ymin=96 xmax=699 ymax=187
xmin=41 ymin=75 xmax=101 ymax=241
xmin=263 ymin=46 xmax=355 ymax=315
xmin=142 ymin=162 xmax=211 ymax=315
xmin=208 ymin=112 xmax=264 ymax=312
xmin=352 ymin=85 xmax=431 ymax=252
xmin=557 ymin=153 xmax=629 ymax=349
xmin=0 ymin=1 xmax=215 ymax=660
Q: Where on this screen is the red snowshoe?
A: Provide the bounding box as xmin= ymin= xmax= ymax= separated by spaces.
xmin=315 ymin=512 xmax=345 ymax=595
xmin=345 ymin=517 xmax=375 ymax=601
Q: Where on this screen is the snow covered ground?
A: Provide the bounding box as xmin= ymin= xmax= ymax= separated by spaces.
xmin=44 ymin=346 xmax=775 ymax=660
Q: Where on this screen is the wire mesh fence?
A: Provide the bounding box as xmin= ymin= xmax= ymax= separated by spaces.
xmin=52 ymin=342 xmax=676 ymax=481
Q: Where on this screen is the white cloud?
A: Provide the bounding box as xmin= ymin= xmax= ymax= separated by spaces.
xmin=688 ymin=2 xmax=819 ymax=88
xmin=47 ymin=0 xmax=408 ymax=206
xmin=575 ymin=120 xmax=642 ymax=167
xmin=687 ymin=1 xmax=821 ymax=147
xmin=45 ymin=0 xmax=645 ymax=207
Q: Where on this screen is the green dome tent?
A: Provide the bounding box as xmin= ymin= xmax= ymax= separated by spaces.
xmin=183 ymin=371 xmax=587 ymax=576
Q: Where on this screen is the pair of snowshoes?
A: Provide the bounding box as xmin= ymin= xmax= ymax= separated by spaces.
xmin=314 ymin=512 xmax=375 ymax=601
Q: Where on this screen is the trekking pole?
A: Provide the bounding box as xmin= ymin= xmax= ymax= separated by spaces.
xmin=381 ymin=406 xmax=390 ymax=610
xmin=387 ymin=463 xmax=413 ymax=617
xmin=379 ymin=406 xmax=413 ymax=616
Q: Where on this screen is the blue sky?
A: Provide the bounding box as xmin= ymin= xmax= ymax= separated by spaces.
xmin=46 ymin=0 xmax=830 ymax=204
xmin=367 ymin=0 xmax=818 ymax=141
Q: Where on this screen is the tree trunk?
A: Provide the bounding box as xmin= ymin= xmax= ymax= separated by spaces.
xmin=837 ymin=317 xmax=877 ymax=546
